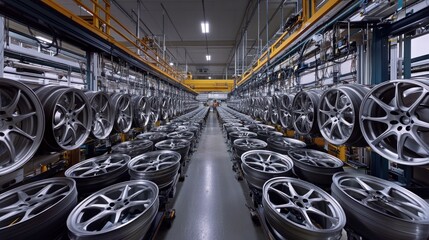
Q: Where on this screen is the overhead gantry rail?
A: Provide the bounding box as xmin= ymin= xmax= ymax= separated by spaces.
xmin=237 ymin=0 xmax=348 ymax=87
xmin=0 ymin=0 xmax=197 ymax=94
xmin=183 ymin=79 xmax=235 ymax=93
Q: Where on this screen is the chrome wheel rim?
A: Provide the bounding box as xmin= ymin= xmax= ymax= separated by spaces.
xmin=263 ymin=177 xmax=346 ymax=239
xmin=111 ymin=140 xmax=153 ymax=158
xmin=37 ymin=87 xmax=92 ymax=151
xmin=0 ymin=178 xmax=77 ymax=239
xmin=132 ymin=96 xmax=151 ymax=128
xmin=332 ymin=172 xmax=429 ymax=239
xmin=288 ymin=149 xmax=343 ymax=186
xmin=110 ymin=94 xmax=133 ymax=133
xmin=360 ymin=80 xmax=429 ymax=165
xmin=85 ymin=92 xmax=114 ymax=140
xmin=67 ymin=180 xmax=159 ymax=239
xmin=292 ymin=91 xmax=320 ymax=136
xmin=267 ymin=136 xmax=306 ymax=154
xmin=0 ymin=78 xmax=44 ymax=175
xmin=128 ymin=150 xmax=181 ymax=188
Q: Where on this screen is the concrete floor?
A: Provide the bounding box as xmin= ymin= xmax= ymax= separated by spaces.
xmin=158 ymin=111 xmax=265 ymax=240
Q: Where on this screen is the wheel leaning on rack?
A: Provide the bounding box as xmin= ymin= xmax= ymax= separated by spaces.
xmin=0 ymin=78 xmax=45 ymax=175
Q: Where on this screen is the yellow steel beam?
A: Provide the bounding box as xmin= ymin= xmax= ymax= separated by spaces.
xmin=41 ymin=0 xmax=197 ymax=94
xmin=238 ymin=0 xmax=343 ymax=86
xmin=184 ymin=79 xmax=234 ymax=93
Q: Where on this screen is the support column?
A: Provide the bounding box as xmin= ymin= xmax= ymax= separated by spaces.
xmin=370 ymin=27 xmax=389 ymax=180
xmin=88 ymin=52 xmax=99 ymax=91
xmin=0 ymin=17 xmax=4 ymax=78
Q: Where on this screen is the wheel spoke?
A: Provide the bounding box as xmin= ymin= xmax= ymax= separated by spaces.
xmin=13 ymin=112 xmax=36 ymax=123
xmin=369 ymin=95 xmax=394 ymax=112
xmin=4 ymin=90 xmax=21 ymax=114
xmin=10 ymin=126 xmax=36 ymax=140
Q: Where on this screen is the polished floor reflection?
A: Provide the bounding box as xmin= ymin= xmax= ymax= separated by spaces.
xmin=159 ymin=111 xmax=265 ymax=240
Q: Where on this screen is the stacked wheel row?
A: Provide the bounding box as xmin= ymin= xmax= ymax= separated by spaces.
xmin=228 ymin=79 xmax=429 ymax=166
xmin=217 ymin=106 xmax=429 ymax=240
xmin=0 ymin=106 xmax=209 ymax=240
xmin=0 ymin=77 xmax=199 ymax=176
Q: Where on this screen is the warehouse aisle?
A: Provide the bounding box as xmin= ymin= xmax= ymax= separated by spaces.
xmin=158 ymin=111 xmax=265 ymax=240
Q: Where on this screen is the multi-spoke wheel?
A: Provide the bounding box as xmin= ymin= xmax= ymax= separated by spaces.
xmin=111 ymin=140 xmax=153 ymax=158
xmin=360 ymin=79 xmax=429 ymax=165
xmin=65 ymin=154 xmax=131 ymax=194
xmin=228 ymin=131 xmax=257 ymax=143
xmin=331 ymin=172 xmax=429 ymax=239
xmin=318 ymin=85 xmax=369 ymax=146
xmin=241 ymin=150 xmax=294 ymax=189
xmin=155 ymin=139 xmax=191 ymax=163
xmin=136 ymin=132 xmax=167 ymax=145
xmin=270 ymin=95 xmax=280 ymax=125
xmin=36 ymin=86 xmax=92 ymax=151
xmin=128 ymin=150 xmax=181 ymax=189
xmin=288 ymin=149 xmax=343 ymax=186
xmin=279 ymin=94 xmax=295 ymax=129
xmin=263 ymin=177 xmax=346 ymax=240
xmin=160 ymin=97 xmax=171 ymax=120
xmin=267 ymin=136 xmax=306 ymax=155
xmin=67 ymin=180 xmax=159 ymax=240
xmin=149 ymin=97 xmax=160 ymax=123
xmin=292 ymin=91 xmax=321 ymax=136
xmin=110 ymin=93 xmax=133 ymax=133
xmin=0 ymin=178 xmax=78 ymax=240
xmin=85 ymin=91 xmax=114 ymax=140
xmin=262 ymin=97 xmax=272 ymax=123
xmin=0 ymin=78 xmax=44 ymax=175
xmin=256 ymin=130 xmax=283 ymax=142
xmin=132 ymin=96 xmax=151 ymax=128
xmin=246 ymin=124 xmax=275 ymax=133
xmin=152 ymin=125 xmax=176 ymax=133
xmin=167 ymin=131 xmax=195 ymax=141
xmin=232 ymin=138 xmax=267 ymax=163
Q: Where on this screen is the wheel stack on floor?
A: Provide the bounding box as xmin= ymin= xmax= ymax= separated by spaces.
xmin=218 ymin=92 xmax=429 ymax=240
xmin=0 ymin=77 xmax=210 ymax=239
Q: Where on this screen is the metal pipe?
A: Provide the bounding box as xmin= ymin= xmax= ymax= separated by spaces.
xmin=136 ymin=0 xmax=141 ymax=55
xmin=258 ymin=0 xmax=260 ymax=55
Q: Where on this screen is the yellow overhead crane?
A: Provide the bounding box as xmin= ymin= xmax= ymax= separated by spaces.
xmin=238 ymin=0 xmax=345 ymax=86
xmin=183 ymin=79 xmax=235 ymax=93
xmin=40 ymin=0 xmax=198 ymax=94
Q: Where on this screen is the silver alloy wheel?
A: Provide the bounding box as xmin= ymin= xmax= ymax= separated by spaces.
xmin=67 ymin=180 xmax=159 ymax=240
xmin=229 ymin=130 xmax=257 ymax=143
xmin=37 ymin=86 xmax=92 ymax=151
xmin=360 ymin=79 xmax=429 ymax=165
xmin=331 ymin=172 xmax=429 ymax=239
xmin=0 ymin=78 xmax=45 ymax=175
xmin=155 ymin=139 xmax=191 ymax=163
xmin=65 ymin=153 xmax=131 ymax=193
xmin=288 ymin=149 xmax=343 ymax=186
xmin=111 ymin=140 xmax=153 ymax=158
xmin=267 ymin=136 xmax=306 ymax=155
xmin=110 ymin=93 xmax=133 ymax=133
xmin=292 ymin=91 xmax=321 ymax=136
xmin=136 ymin=132 xmax=167 ymax=145
xmin=85 ymin=91 xmax=114 ymax=140
xmin=0 ymin=178 xmax=78 ymax=240
xmin=128 ymin=150 xmax=181 ymax=188
xmin=232 ymin=138 xmax=268 ymax=161
xmin=132 ymin=96 xmax=151 ymax=128
xmin=149 ymin=97 xmax=160 ymax=123
xmin=318 ymin=85 xmax=369 ymax=146
xmin=279 ymin=94 xmax=295 ymax=129
xmin=241 ymin=150 xmax=294 ymax=189
xmin=167 ymin=131 xmax=195 ymax=141
xmin=263 ymin=177 xmax=346 ymax=240
xmin=256 ymin=130 xmax=283 ymax=142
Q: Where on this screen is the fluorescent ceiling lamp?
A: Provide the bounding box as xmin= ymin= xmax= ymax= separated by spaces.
xmin=201 ymin=22 xmax=209 ymax=33
xmin=208 ymin=76 xmax=212 ymax=79
xmin=79 ymin=6 xmax=93 ymax=16
xmin=206 ymin=55 xmax=211 ymax=61
xmin=36 ymin=36 xmax=52 ymax=44
xmin=169 ymin=62 xmax=174 ymax=66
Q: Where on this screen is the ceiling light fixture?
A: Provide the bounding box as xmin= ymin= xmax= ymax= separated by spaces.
xmin=206 ymin=55 xmax=211 ymax=61
xmin=208 ymin=76 xmax=212 ymax=79
xmin=201 ymin=22 xmax=209 ymax=33
xmin=169 ymin=62 xmax=174 ymax=66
